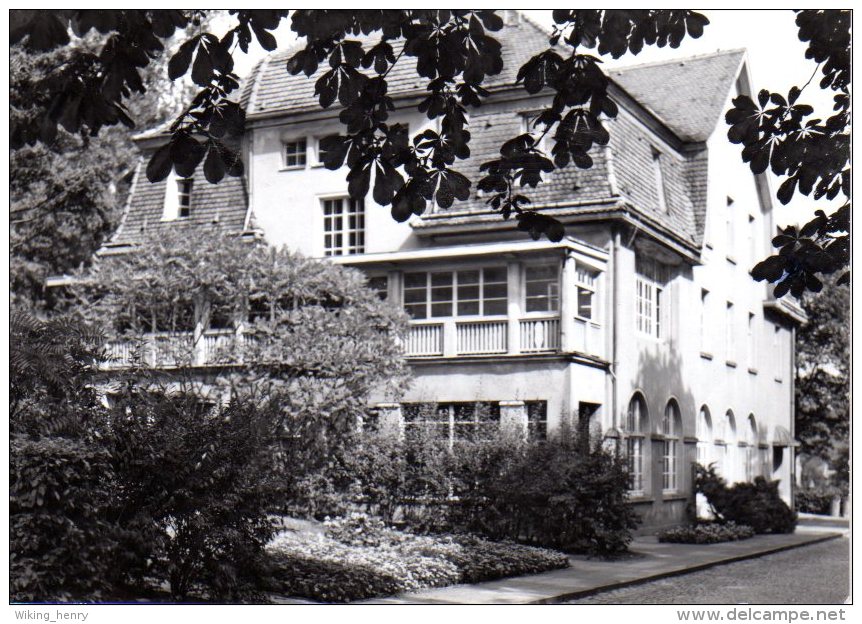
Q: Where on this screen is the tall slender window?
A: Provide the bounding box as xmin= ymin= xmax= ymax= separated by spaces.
xmin=748 ymin=214 xmax=757 ymax=265
xmin=726 ymin=196 xmax=736 ymax=260
xmin=697 ymin=405 xmax=713 ymax=466
xmin=774 ymin=323 xmax=784 ymax=381
xmin=323 ymin=197 xmax=364 ymax=256
xmin=746 ymin=415 xmax=758 ymax=481
xmin=626 ymin=393 xmax=648 ymax=494
xmin=726 ymin=301 xmax=735 ymax=363
xmin=748 ymin=312 xmax=757 ymax=369
xmin=662 ymin=400 xmax=681 ymax=492
xmin=636 ymin=256 xmax=668 ymax=338
xmin=177 ymin=178 xmax=193 ymax=218
xmin=700 ymin=288 xmax=710 ymax=353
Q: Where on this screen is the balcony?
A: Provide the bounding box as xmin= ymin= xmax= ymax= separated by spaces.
xmin=104 ymin=329 xmax=244 ymax=369
xmin=404 ymin=315 xmax=602 ymax=359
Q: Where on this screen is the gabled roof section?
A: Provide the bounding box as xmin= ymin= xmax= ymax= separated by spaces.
xmin=609 ymin=49 xmax=745 ymax=142
xmin=244 ymin=14 xmax=553 ymax=117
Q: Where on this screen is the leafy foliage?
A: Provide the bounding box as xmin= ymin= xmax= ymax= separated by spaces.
xmin=695 ymin=464 xmax=797 ymax=534
xmin=794 ymin=273 xmax=849 ymax=478
xmin=332 ymin=425 xmax=639 ymax=556
xmin=266 ymin=517 xmax=569 ymax=602
xmin=657 ymin=521 xmax=754 ymax=544
xmin=11 ymin=9 xmax=708 ymax=245
xmin=728 ymin=10 xmax=850 ymax=295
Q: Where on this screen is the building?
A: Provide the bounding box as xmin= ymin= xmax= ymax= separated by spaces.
xmin=85 ymin=14 xmax=805 ymax=530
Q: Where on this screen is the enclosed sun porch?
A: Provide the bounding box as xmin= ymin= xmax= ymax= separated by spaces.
xmin=333 ymin=238 xmax=609 ymax=361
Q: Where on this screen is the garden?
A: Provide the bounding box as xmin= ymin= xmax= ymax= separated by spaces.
xmin=10 ymin=234 xmax=639 ymax=604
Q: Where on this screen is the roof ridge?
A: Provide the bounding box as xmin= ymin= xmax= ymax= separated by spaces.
xmin=609 ymin=47 xmax=746 ymax=74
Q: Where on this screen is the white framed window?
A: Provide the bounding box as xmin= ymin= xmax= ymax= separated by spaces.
xmin=575 ymin=265 xmax=598 ymax=320
xmin=524 ymin=263 xmax=560 ymax=313
xmin=726 ymin=301 xmax=735 ymax=363
xmin=323 ymin=197 xmax=364 ymax=256
xmin=403 ymin=267 xmax=508 ymax=319
xmin=283 ymin=139 xmax=307 ymax=168
xmin=662 ymin=400 xmax=681 ymax=493
xmin=773 ymin=323 xmax=784 ymax=381
xmin=746 ymin=414 xmax=758 ymax=481
xmin=748 ymin=214 xmax=757 ymax=265
xmin=626 ymin=393 xmax=648 ymax=495
xmin=652 ymin=147 xmax=668 ymax=213
xmin=177 ymin=178 xmax=193 ymax=218
xmin=403 ymin=402 xmax=501 ymax=448
xmin=747 ymin=312 xmax=757 ymax=369
xmin=720 ymin=410 xmax=737 ymax=481
xmin=635 ymin=256 xmax=668 ymax=338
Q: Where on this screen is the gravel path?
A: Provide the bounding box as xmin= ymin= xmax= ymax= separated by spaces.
xmin=563 ymin=536 xmax=850 ymax=604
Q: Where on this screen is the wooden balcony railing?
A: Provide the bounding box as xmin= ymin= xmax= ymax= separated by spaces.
xmin=519 ymin=317 xmax=561 ymax=353
xmin=456 ymin=320 xmax=507 ymax=355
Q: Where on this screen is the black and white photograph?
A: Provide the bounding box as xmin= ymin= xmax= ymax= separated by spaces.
xmin=6 ymin=6 xmax=852 ymax=615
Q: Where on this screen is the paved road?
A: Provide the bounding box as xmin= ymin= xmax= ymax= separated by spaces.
xmin=563 ymin=536 xmax=850 ymax=604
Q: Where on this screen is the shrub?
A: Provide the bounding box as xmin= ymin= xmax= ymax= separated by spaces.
xmin=796 ymin=484 xmax=840 ymax=515
xmin=657 ymin=521 xmax=755 ymax=544
xmin=267 ymin=520 xmax=568 ymax=602
xmin=695 ymin=464 xmax=797 ymax=534
xmin=108 ymin=390 xmax=282 ymax=600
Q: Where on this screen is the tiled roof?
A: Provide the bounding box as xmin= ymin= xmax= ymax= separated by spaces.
xmin=111 ymin=161 xmax=249 ymax=245
xmin=609 ymin=49 xmax=745 ymax=142
xmin=244 ymin=14 xmax=554 ymax=116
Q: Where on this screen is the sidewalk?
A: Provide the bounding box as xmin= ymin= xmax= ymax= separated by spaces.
xmin=363 ymin=528 xmax=843 ymax=604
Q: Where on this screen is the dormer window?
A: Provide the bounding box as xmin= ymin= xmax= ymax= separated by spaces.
xmin=161 ymin=170 xmax=193 ymax=221
xmin=283 ymin=139 xmax=307 ymax=169
xmin=177 ymin=178 xmax=193 ymax=218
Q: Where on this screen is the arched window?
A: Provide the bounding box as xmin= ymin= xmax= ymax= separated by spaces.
xmin=626 ymin=393 xmax=648 ymax=494
xmin=662 ymin=400 xmax=682 ymax=492
xmin=722 ymin=410 xmax=737 ymax=481
xmin=746 ymin=415 xmax=758 ymax=481
xmin=697 ymin=405 xmax=713 ymax=466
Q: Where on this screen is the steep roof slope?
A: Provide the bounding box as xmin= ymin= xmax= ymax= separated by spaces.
xmin=608 ymin=49 xmax=745 ymax=142
xmin=242 ymin=14 xmax=553 ymax=116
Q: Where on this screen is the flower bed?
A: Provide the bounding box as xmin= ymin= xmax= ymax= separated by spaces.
xmin=266 ymin=514 xmax=569 ymax=602
xmin=657 ymin=521 xmax=755 ymax=544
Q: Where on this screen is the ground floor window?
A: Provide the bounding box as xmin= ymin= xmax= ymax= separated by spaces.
xmin=526 ymin=401 xmax=548 ymax=441
xmin=402 ymin=402 xmax=501 ymax=447
xmin=662 ymin=400 xmax=681 ymax=493
xmin=625 ymin=393 xmax=648 ymax=495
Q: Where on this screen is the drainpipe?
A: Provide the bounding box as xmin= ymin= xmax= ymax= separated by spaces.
xmin=611 ymin=228 xmax=621 ymax=429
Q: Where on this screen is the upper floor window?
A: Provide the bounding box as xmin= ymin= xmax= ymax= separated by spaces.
xmin=747 ymin=312 xmax=757 ymax=370
xmin=726 ymin=196 xmax=736 ymax=261
xmin=726 ymin=301 xmax=735 ymax=363
xmin=283 ymin=139 xmax=307 ymax=168
xmin=651 ymin=148 xmax=668 ymax=213
xmin=748 ymin=214 xmax=758 ymax=265
xmin=576 ymin=266 xmax=598 ymax=320
xmin=323 ymin=197 xmax=364 ymax=256
xmin=315 ymin=134 xmax=340 ymax=167
xmin=700 ymin=288 xmax=710 ymax=353
xmin=635 ymin=256 xmax=669 ymax=338
xmin=524 ymin=264 xmax=559 ymax=313
xmin=403 ymin=267 xmax=507 ymax=319
xmin=773 ymin=323 xmax=784 ymax=382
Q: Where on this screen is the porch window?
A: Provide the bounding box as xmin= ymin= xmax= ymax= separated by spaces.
xmin=575 ymin=266 xmax=598 ymax=320
xmin=323 ymin=197 xmax=364 ymax=256
xmin=524 ymin=264 xmax=560 ymax=313
xmin=626 ymin=393 xmax=648 ymax=494
xmin=403 ymin=267 xmax=508 ymax=319
xmin=662 ymin=400 xmax=681 ymax=492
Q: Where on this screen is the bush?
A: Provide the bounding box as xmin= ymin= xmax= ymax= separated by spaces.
xmin=340 ymin=425 xmax=639 ymax=556
xmin=108 ymin=390 xmax=282 ymax=601
xmin=267 ymin=517 xmax=568 ymax=602
xmin=657 ymin=521 xmax=755 ymax=544
xmin=695 ymin=464 xmax=797 ymax=534
xmin=796 ymin=484 xmax=840 ymax=515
